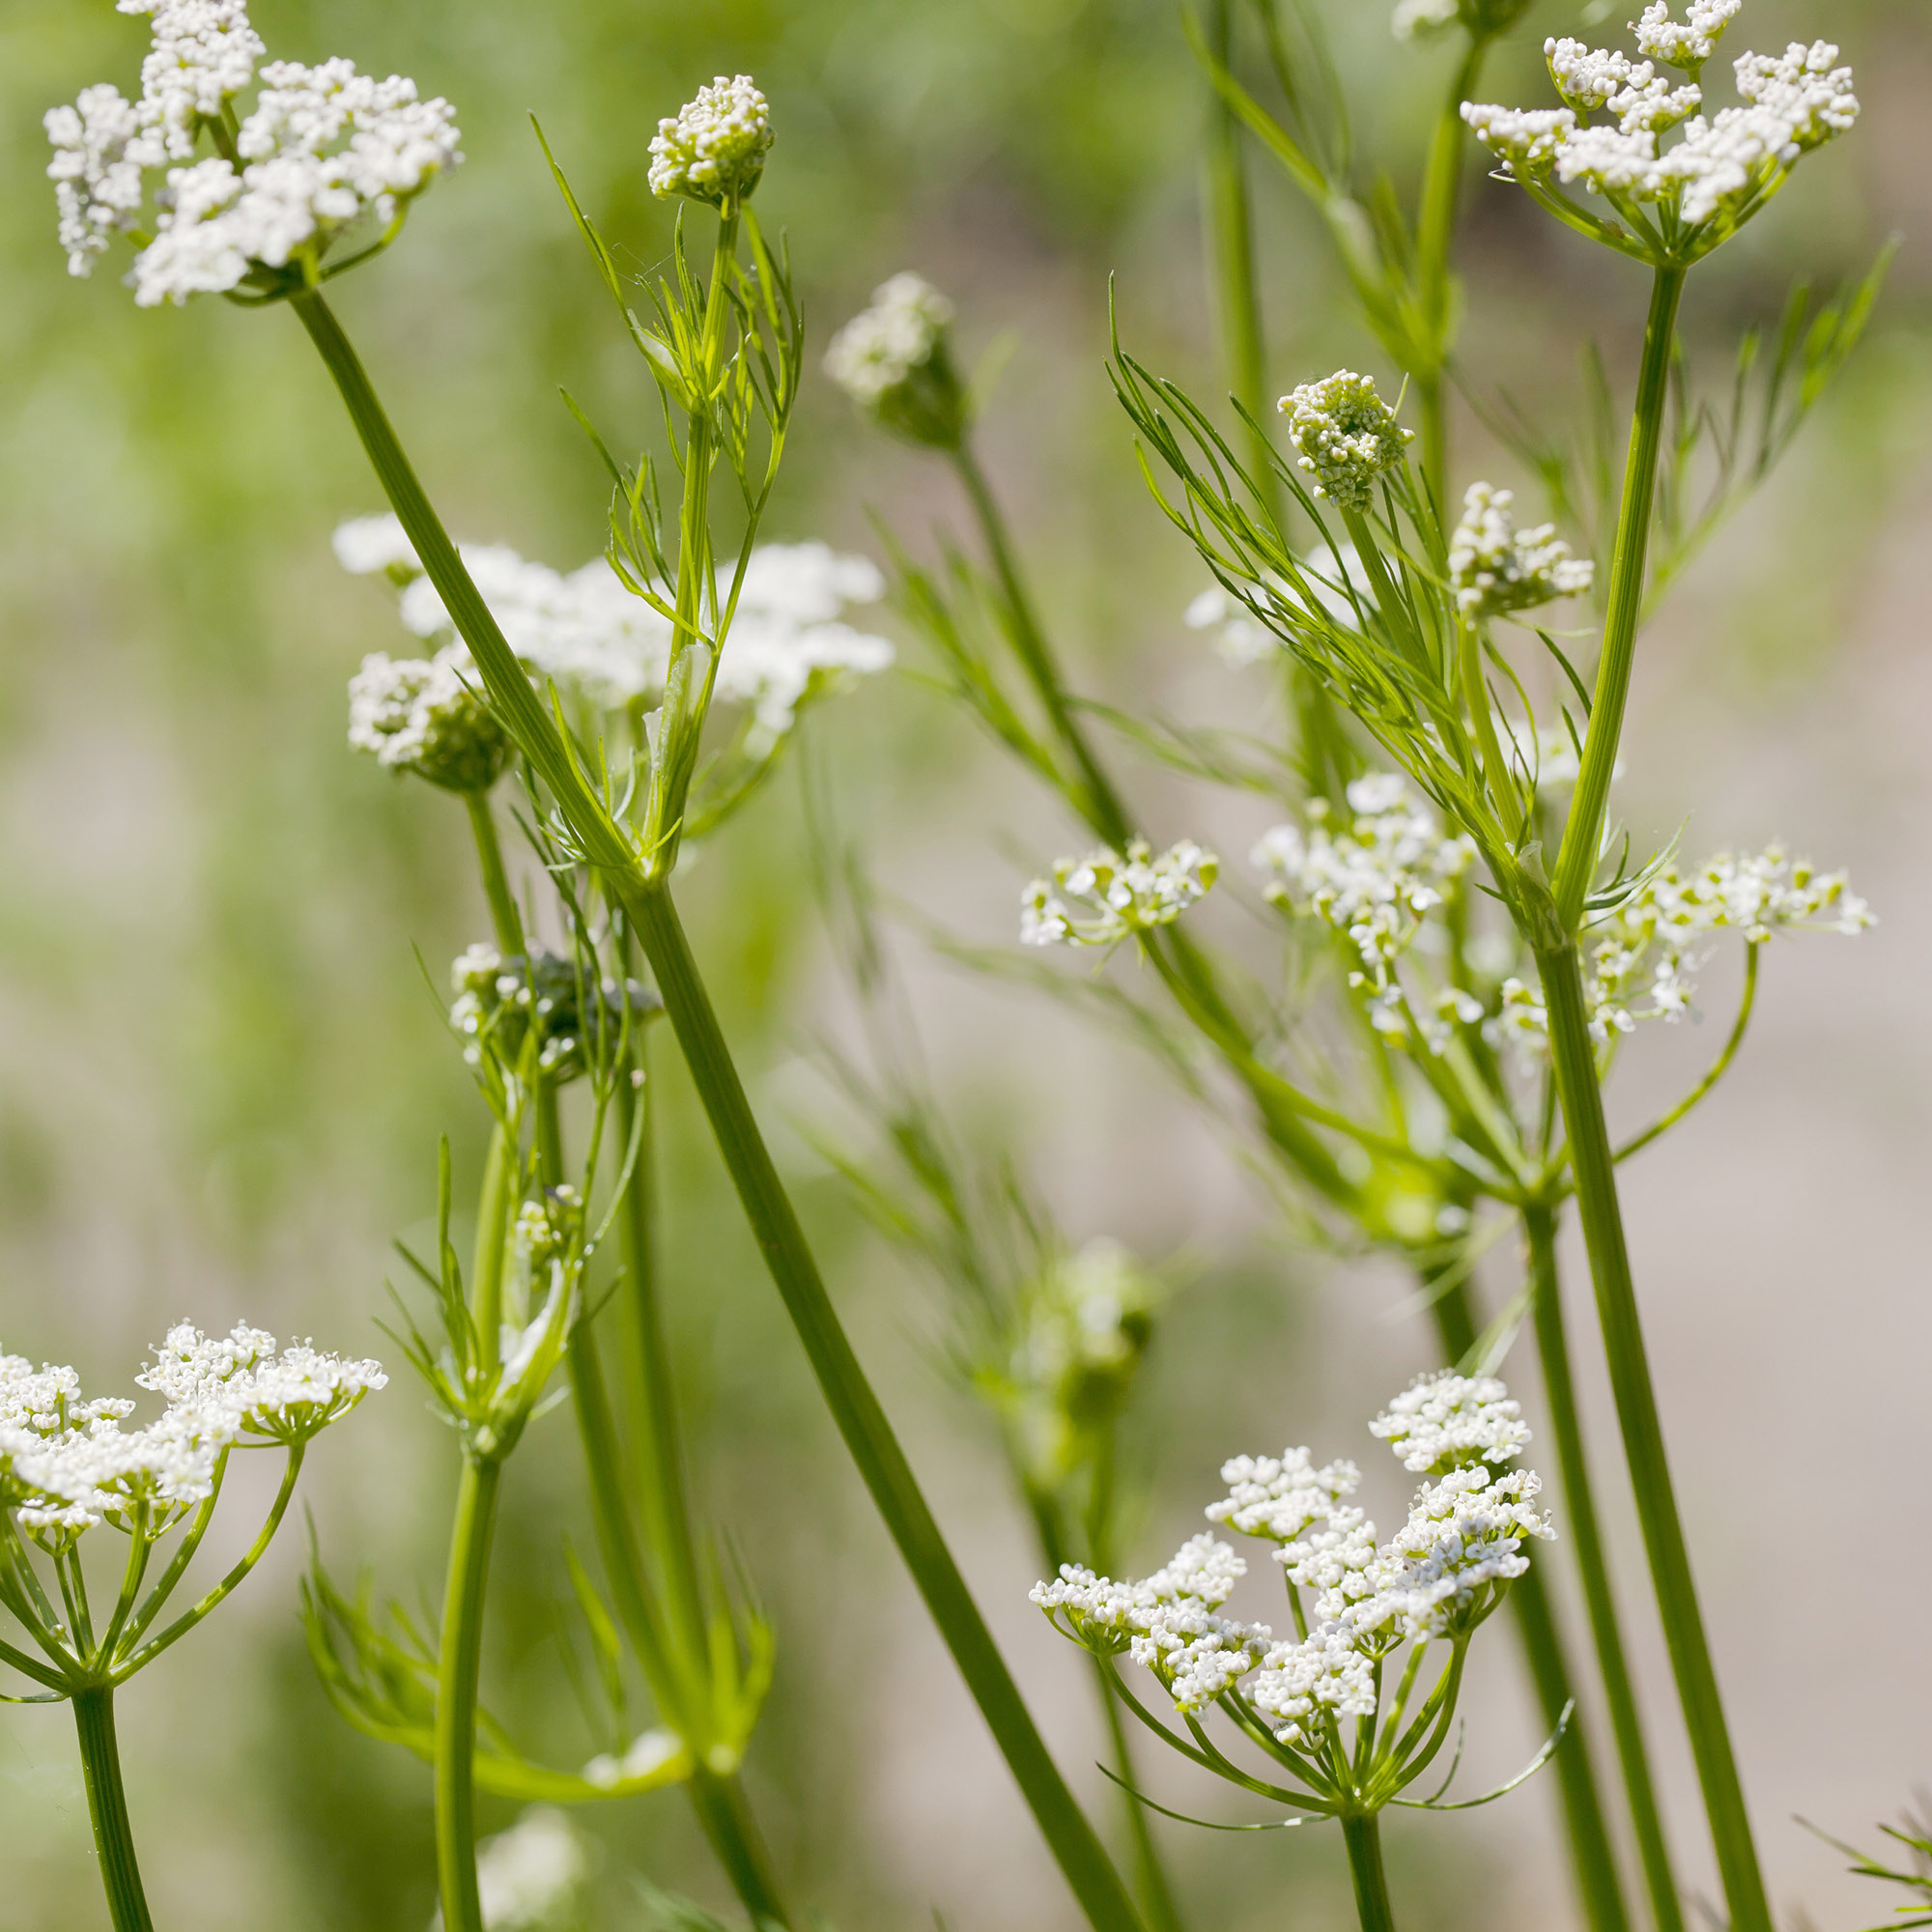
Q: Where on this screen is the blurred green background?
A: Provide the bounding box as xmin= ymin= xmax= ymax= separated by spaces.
xmin=2 ymin=1 xmax=1929 ymax=1927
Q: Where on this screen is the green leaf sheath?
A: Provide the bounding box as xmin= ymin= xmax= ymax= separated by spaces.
xmin=1428 ymin=1269 xmax=1632 ymax=1932
xmin=290 ymin=290 xmax=1146 ymax=1932
xmin=1526 ymin=1203 xmax=1685 ymax=1932
xmin=71 ymin=1687 xmax=156 ymax=1932
xmin=1538 ymin=945 xmax=1772 ymax=1932
xmin=436 ymin=1456 xmax=503 ymax=1932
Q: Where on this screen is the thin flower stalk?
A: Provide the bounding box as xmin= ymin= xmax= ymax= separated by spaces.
xmin=71 ymin=1686 xmax=154 ymax=1932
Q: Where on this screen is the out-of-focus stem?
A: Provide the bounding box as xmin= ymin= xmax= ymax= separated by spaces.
xmin=71 ymin=1687 xmax=155 ymax=1932
xmin=1525 ymin=1203 xmax=1686 ymax=1932
xmin=464 ymin=789 xmax=525 ymax=952
xmin=435 ymin=1455 xmax=501 ymax=1932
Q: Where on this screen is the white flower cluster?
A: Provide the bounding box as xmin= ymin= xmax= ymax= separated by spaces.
xmin=46 ymin=3 xmax=461 ymax=304
xmin=1278 ymin=372 xmax=1415 ymax=514
xmin=1633 ymin=0 xmax=1742 ymax=71
xmin=1392 ymin=0 xmax=1461 ymax=43
xmin=1031 ymin=1533 xmax=1269 ymax=1712
xmin=348 ymin=646 xmax=506 ymax=794
xmin=432 ymin=1807 xmax=590 ymax=1932
xmin=1208 ymin=1447 xmax=1362 ymax=1545
xmin=647 ymin=74 xmax=772 ymax=204
xmin=1463 ymin=12 xmax=1859 ymax=243
xmin=1370 ymin=1372 xmax=1530 ymax=1473
xmin=1 ymin=1324 xmax=383 ymax=1537
xmin=824 ymin=272 xmax=954 ymax=406
xmin=1036 ymin=1372 xmax=1550 ymax=1743
xmin=341 ymin=518 xmax=892 ymax=747
xmin=1449 ymin=483 xmax=1595 ymax=619
xmin=1252 ymin=775 xmax=1477 ymax=1048
xmin=1493 ymin=842 xmax=1872 ymax=1047
xmin=1021 ymin=840 xmax=1218 ymax=949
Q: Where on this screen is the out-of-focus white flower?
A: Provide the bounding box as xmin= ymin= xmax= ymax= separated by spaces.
xmin=1253 ymin=775 xmax=1475 ymax=1049
xmin=1278 ymin=371 xmax=1414 ymax=513
xmin=647 ymin=74 xmax=772 ymax=204
xmin=45 ymin=8 xmax=461 ymax=303
xmin=332 ymin=512 xmax=420 ymax=579
xmin=428 ymin=1807 xmax=591 ymax=1932
xmin=1449 ymin=483 xmax=1595 ymax=617
xmin=1022 ymin=839 xmax=1218 ymax=949
xmin=1393 ymin=0 xmax=1461 ymax=43
xmin=1185 ymin=543 xmax=1377 ymax=664
xmin=826 ymin=272 xmax=954 ymax=406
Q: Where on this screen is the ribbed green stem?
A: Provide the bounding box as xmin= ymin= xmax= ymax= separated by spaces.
xmin=686 ymin=1767 xmax=792 ymax=1932
xmin=436 ymin=1455 xmax=502 ymax=1932
xmin=1341 ymin=1813 xmax=1399 ymax=1932
xmin=292 ymin=287 xmax=1142 ymax=1932
xmin=1538 ymin=946 xmax=1772 ymax=1932
xmin=71 ymin=1687 xmax=155 ymax=1932
xmin=469 ymin=1123 xmax=514 ymax=1377
xmin=1525 ymin=1204 xmax=1686 ymax=1932
xmin=1551 ymin=267 xmax=1686 ymax=930
xmin=1428 ymin=1270 xmax=1631 ymax=1932
xmin=951 ymin=441 xmax=1135 ymax=850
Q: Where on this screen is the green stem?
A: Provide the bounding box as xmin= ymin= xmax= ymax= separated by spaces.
xmin=1427 ymin=1268 xmax=1631 ymax=1932
xmin=1538 ymin=945 xmax=1772 ymax=1932
xmin=627 ymin=887 xmax=1144 ymax=1932
xmin=1525 ymin=1203 xmax=1685 ymax=1932
xmin=469 ymin=1122 xmax=515 ymax=1377
xmin=464 ymin=789 xmax=525 ymax=952
xmin=1551 ymin=267 xmax=1687 ymax=930
xmin=686 ymin=1767 xmax=793 ymax=1932
xmin=71 ymin=1687 xmax=155 ymax=1932
xmin=1341 ymin=1813 xmax=1399 ymax=1932
xmin=951 ymin=440 xmax=1134 ymax=849
xmin=615 ymin=1044 xmax=707 ymax=1669
xmin=436 ymin=1455 xmax=502 ymax=1932
xmin=292 ymin=288 xmax=1142 ymax=1932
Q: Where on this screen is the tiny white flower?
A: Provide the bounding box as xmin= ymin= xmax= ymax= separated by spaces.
xmin=1021 ymin=839 xmax=1218 ymax=949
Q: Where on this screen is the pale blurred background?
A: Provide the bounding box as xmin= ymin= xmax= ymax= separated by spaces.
xmin=1 ymin=0 xmax=1927 ymax=1927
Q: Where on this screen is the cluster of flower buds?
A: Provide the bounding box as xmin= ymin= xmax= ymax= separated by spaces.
xmin=1448 ymin=482 xmax=1595 ymax=619
xmin=1278 ymin=371 xmax=1414 ymax=513
xmin=647 ymin=73 xmax=772 ymax=206
xmin=449 ymin=944 xmax=657 ymax=1085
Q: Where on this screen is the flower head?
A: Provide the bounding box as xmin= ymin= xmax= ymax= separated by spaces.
xmin=449 ymin=945 xmax=657 ymax=1085
xmin=331 ymin=512 xmax=420 ymax=580
xmin=136 ymin=1321 xmax=386 ymax=1447
xmin=348 ymin=646 xmax=507 ymax=794
xmin=1392 ymin=0 xmax=1461 ymax=43
xmin=1632 ymin=1 xmax=1742 ymax=72
xmin=46 ymin=9 xmax=461 ymax=303
xmin=1371 ymin=1371 xmax=1531 ymax=1473
xmin=824 ymin=272 xmax=966 ymax=447
xmin=1208 ymin=1447 xmax=1362 ymax=1545
xmin=647 ymin=74 xmax=772 ymax=205
xmin=1021 ymin=840 xmax=1217 ymax=949
xmin=1449 ymin=483 xmax=1595 ymax=618
xmin=1278 ymin=371 xmax=1414 ymax=513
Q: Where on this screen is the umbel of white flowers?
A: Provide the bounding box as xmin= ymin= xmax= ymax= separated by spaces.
xmin=43 ymin=0 xmax=461 ymax=305
xmin=1021 ymin=839 xmax=1218 ymax=949
xmin=647 ymin=73 xmax=772 ymax=205
xmin=1449 ymin=483 xmax=1595 ymax=618
xmin=1 ymin=1324 xmax=384 ymax=1538
xmin=337 ymin=516 xmax=894 ymax=779
xmin=1463 ymin=3 xmax=1859 ymax=258
xmin=824 ymin=271 xmax=968 ymax=449
xmin=1031 ymin=1371 xmax=1551 ymax=1737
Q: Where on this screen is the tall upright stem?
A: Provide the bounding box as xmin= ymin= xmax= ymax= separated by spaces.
xmin=1340 ymin=1813 xmax=1399 ymax=1932
xmin=1525 ymin=1204 xmax=1685 ymax=1932
xmin=951 ymin=441 xmax=1135 ymax=848
xmin=293 ymin=286 xmax=1143 ymax=1932
xmin=435 ymin=1455 xmax=502 ymax=1932
xmin=71 ymin=1687 xmax=155 ymax=1932
xmin=1551 ymin=267 xmax=1686 ymax=930
xmin=1538 ymin=948 xmax=1771 ymax=1932
xmin=1427 ymin=1270 xmax=1631 ymax=1932
xmin=464 ymin=789 xmax=525 ymax=952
